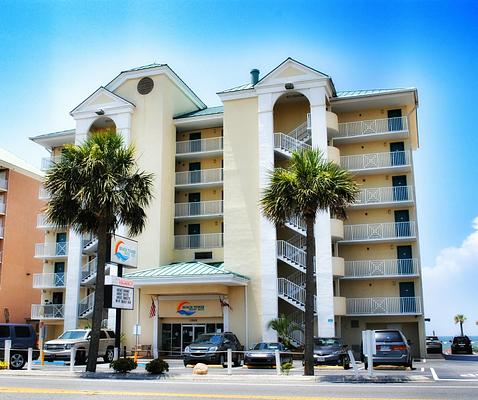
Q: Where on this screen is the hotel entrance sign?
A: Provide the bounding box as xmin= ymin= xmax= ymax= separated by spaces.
xmin=104 ymin=276 xmax=134 ymax=310
xmin=109 ymin=234 xmax=138 ymax=268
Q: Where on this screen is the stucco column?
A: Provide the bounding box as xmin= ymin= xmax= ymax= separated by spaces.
xmin=257 ymin=92 xmax=278 ymax=342
xmin=222 ymin=298 xmax=230 ymax=332
xmin=153 ymin=297 xmax=159 ymax=358
xmin=309 ymin=87 xmax=335 ymax=337
xmin=63 ymin=230 xmax=83 ymax=330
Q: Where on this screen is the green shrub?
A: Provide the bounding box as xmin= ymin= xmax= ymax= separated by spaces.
xmin=145 ymin=358 xmax=169 ymax=375
xmin=110 ymin=358 xmax=137 ymax=373
xmin=280 ymin=362 xmax=293 ymax=374
xmin=0 ymin=361 xmax=8 ymax=370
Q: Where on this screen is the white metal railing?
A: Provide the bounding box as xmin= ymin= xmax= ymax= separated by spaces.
xmin=41 ymin=155 xmax=62 ymax=171
xmin=0 ymin=179 xmax=7 ymax=191
xmin=343 ymin=221 xmax=416 ymax=241
xmin=36 ymin=214 xmax=60 ymax=229
xmin=340 ymin=151 xmax=411 ymax=171
xmin=175 ymin=168 xmax=223 ymax=186
xmin=282 ymin=113 xmax=311 ymax=142
xmin=353 ymin=186 xmax=414 ymax=206
xmin=274 ymin=133 xmax=311 ymax=155
xmin=277 ymin=240 xmax=307 ymax=272
xmin=175 ymin=200 xmax=223 ymax=218
xmin=338 ymin=116 xmax=408 ymax=138
xmin=344 ymin=259 xmax=419 ymax=278
xmin=0 ymin=251 xmax=2 ymax=263
xmin=277 ymin=278 xmax=316 ymax=311
xmin=31 ymin=304 xmax=65 ymax=319
xmin=81 ymin=258 xmax=97 ymax=281
xmin=34 ymin=242 xmax=69 ymax=258
xmin=285 ymin=215 xmax=306 ymax=233
xmin=79 ymin=292 xmax=95 ymax=317
xmin=33 ymin=272 xmax=66 ymax=288
xmin=346 ymin=296 xmax=422 ymax=315
xmin=0 ymin=225 xmax=4 ymax=238
xmin=287 ymin=311 xmax=305 ymax=345
xmin=176 ymin=137 xmax=223 ymax=155
xmin=174 ymin=233 xmax=223 ymax=249
xmin=39 ymin=186 xmax=50 ymax=200
xmin=0 ymin=203 xmax=5 ymax=214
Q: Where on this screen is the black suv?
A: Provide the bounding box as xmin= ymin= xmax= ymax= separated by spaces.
xmin=183 ymin=332 xmax=243 ymax=367
xmin=451 ymin=336 xmax=473 ymax=355
xmin=0 ymin=324 xmax=39 ymax=369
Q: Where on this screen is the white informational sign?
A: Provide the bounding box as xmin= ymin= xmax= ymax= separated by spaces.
xmin=111 ymin=286 xmax=134 ymax=310
xmin=105 ymin=275 xmax=134 ymax=288
xmin=110 ymin=234 xmax=138 ymax=268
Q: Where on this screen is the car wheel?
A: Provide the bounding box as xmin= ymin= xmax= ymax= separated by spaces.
xmin=342 ymin=355 xmax=350 ymax=370
xmin=183 ymin=360 xmax=189 ymax=367
xmin=75 ymin=349 xmax=87 ymax=365
xmin=220 ymin=354 xmax=226 ymax=368
xmin=233 ymin=355 xmax=241 ymax=367
xmin=103 ymin=348 xmax=114 ymax=363
xmin=9 ymin=353 xmax=26 ymax=370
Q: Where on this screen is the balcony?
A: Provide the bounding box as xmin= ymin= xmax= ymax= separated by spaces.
xmin=346 ymin=296 xmax=422 ymax=316
xmin=37 ymin=214 xmax=64 ymax=230
xmin=34 ymin=242 xmax=69 ymax=258
xmin=0 ymin=251 xmax=2 ymax=263
xmin=0 ymin=225 xmax=4 ymax=239
xmin=343 ymin=259 xmax=419 ymax=279
xmin=341 ymin=221 xmax=416 ymax=244
xmin=175 ymin=168 xmax=223 ymax=189
xmin=331 ymin=218 xmax=344 ymax=241
xmin=340 ymin=151 xmax=411 ymax=175
xmin=39 ymin=186 xmax=50 ymax=200
xmin=352 ymin=186 xmax=414 ymax=209
xmin=174 ymin=233 xmax=223 ymax=249
xmin=0 ymin=178 xmax=7 ymax=191
xmin=176 ymin=137 xmax=223 ymax=160
xmin=175 ymin=200 xmax=223 ymax=220
xmin=33 ymin=272 xmax=66 ymax=288
xmin=41 ymin=155 xmax=62 ymax=171
xmin=0 ymin=202 xmax=5 ymax=214
xmin=335 ymin=116 xmax=409 ymax=143
xmin=31 ymin=304 xmax=65 ymax=320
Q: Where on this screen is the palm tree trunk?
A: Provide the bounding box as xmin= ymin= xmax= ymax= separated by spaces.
xmin=460 ymin=322 xmax=464 ymax=336
xmin=304 ymin=215 xmax=315 ymax=376
xmin=86 ymin=224 xmax=108 ymax=373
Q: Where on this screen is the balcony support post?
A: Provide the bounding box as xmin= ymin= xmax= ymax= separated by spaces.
xmin=64 ymin=230 xmax=83 ymax=330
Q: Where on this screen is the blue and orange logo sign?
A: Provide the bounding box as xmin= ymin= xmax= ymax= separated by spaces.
xmin=114 ymin=240 xmax=129 ymax=262
xmin=176 ymin=301 xmax=205 ymax=316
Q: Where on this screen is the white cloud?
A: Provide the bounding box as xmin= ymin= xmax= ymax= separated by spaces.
xmin=422 ymin=217 xmax=478 ymax=336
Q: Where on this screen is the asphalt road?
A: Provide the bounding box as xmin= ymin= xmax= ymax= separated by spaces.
xmin=1 ymin=357 xmax=477 ymax=399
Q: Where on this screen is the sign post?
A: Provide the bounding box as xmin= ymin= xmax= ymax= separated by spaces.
xmin=362 ymin=330 xmax=376 ymax=377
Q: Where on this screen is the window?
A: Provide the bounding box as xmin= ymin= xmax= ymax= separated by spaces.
xmin=107 ymin=330 xmax=116 ymax=338
xmin=100 ymin=331 xmax=107 ymax=339
xmin=375 ymin=331 xmax=403 ymax=343
xmin=195 ymin=252 xmax=212 ymax=260
xmin=0 ymin=326 xmax=10 ymax=338
xmin=14 ymin=326 xmax=31 ymax=338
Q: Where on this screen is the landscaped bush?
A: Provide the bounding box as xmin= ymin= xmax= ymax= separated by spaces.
xmin=280 ymin=362 xmax=293 ymax=375
xmin=110 ymin=358 xmax=137 ymax=373
xmin=145 ymin=358 xmax=169 ymax=375
xmin=0 ymin=361 xmax=8 ymax=370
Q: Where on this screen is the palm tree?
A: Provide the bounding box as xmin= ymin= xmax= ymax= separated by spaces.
xmin=267 ymin=314 xmax=303 ymax=349
xmin=44 ymin=130 xmax=153 ymax=373
xmin=260 ymin=148 xmax=358 ymax=376
xmin=454 ymin=314 xmax=467 ymax=336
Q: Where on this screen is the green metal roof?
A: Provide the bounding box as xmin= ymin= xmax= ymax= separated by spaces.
xmin=175 ymin=106 xmax=224 ymax=119
xmin=30 ymin=129 xmax=75 ymax=141
xmin=335 ymin=88 xmax=416 ymax=98
xmin=218 ymin=83 xmax=254 ymax=94
xmin=124 ymin=261 xmax=249 ymax=281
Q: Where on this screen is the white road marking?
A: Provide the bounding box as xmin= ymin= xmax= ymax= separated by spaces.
xmin=430 ymin=367 xmax=439 ymax=381
xmin=420 ymin=368 xmax=424 ymax=372
xmin=430 ymin=367 xmax=478 ymax=382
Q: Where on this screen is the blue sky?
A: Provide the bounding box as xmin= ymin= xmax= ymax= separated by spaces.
xmin=1 ymin=0 xmax=477 ymax=335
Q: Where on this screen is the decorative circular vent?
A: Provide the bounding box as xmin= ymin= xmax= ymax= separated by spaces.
xmin=137 ymin=77 xmax=154 ymax=95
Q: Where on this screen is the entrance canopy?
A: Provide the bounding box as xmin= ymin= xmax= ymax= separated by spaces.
xmin=124 ymin=261 xmax=249 ymax=287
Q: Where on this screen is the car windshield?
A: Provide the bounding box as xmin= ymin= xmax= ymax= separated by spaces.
xmin=193 ymin=334 xmax=222 ymax=345
xmin=375 ymin=331 xmax=403 ymax=343
xmin=454 ymin=337 xmax=469 ymax=344
xmin=252 ymin=343 xmax=282 ymax=351
xmin=58 ymin=330 xmax=88 ymax=340
xmin=314 ymin=338 xmax=340 ymax=347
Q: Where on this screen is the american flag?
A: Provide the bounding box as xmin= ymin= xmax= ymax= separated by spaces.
xmin=149 ymin=298 xmax=156 ymax=318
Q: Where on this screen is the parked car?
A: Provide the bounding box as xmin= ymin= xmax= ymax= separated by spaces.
xmin=183 ymin=332 xmax=243 ymax=367
xmin=44 ymin=329 xmax=115 ymax=364
xmin=451 ymin=336 xmax=473 ymax=355
xmin=362 ymin=329 xmax=413 ymax=369
xmin=243 ymin=342 xmax=292 ymax=367
xmin=308 ymin=337 xmax=350 ymax=369
xmin=426 ymin=336 xmax=443 ymax=354
xmin=0 ymin=323 xmax=39 ymax=369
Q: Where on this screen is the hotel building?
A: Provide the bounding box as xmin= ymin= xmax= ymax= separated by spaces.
xmin=30 ymin=58 xmax=426 ymax=357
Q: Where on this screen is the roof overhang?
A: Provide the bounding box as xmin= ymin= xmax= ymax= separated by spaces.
xmin=30 ymin=129 xmax=76 ymax=150
xmin=331 ymin=89 xmax=418 ymax=112
xmin=131 ymin=274 xmax=248 ymax=287
xmin=70 ymin=87 xmax=135 ymax=119
xmin=174 ymin=113 xmax=224 ymax=132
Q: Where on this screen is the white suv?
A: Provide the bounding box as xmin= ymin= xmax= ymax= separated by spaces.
xmin=44 ymin=329 xmax=115 ymax=364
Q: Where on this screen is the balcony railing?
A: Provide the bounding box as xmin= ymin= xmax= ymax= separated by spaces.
xmin=31 ymin=304 xmax=65 ymax=319
xmin=0 ymin=203 xmax=5 ymax=214
xmin=175 ymin=200 xmax=223 ymax=218
xmin=175 ymin=168 xmax=223 ymax=186
xmin=36 ymin=214 xmax=62 ymax=229
xmin=174 ymin=233 xmax=223 ymax=249
xmin=343 ymin=221 xmax=416 ymax=242
xmin=353 ymin=186 xmax=414 ymax=207
xmin=176 ymin=137 xmax=223 ymax=155
xmin=346 ymin=296 xmax=422 ymax=315
xmin=340 ymin=151 xmax=411 ymax=171
xmin=0 ymin=179 xmax=7 ymax=191
xmin=274 ymin=133 xmax=311 ymax=155
xmin=79 ymin=292 xmax=95 ymax=317
xmin=344 ymin=259 xmax=419 ymax=278
xmin=39 ymin=186 xmax=50 ymax=200
xmin=34 ymin=242 xmax=69 ymax=258
xmin=338 ymin=116 xmax=408 ymax=138
xmin=0 ymin=225 xmax=4 ymax=238
xmin=41 ymin=155 xmax=62 ymax=171
xmin=33 ymin=272 xmax=66 ymax=288
xmin=0 ymin=251 xmax=2 ymax=262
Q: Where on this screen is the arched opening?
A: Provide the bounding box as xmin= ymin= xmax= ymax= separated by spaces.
xmin=88 ymin=116 xmax=117 ymax=137
xmin=273 ymin=91 xmax=311 ymax=140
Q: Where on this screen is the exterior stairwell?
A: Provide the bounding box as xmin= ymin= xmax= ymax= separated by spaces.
xmin=78 ymin=292 xmax=95 ymax=318
xmin=285 ymin=310 xmax=305 ymax=347
xmin=277 ymin=277 xmax=316 ymax=313
xmin=274 ymin=114 xmax=312 ymax=157
xmin=284 ymin=215 xmax=306 ymax=235
xmin=81 ymin=258 xmax=112 ymax=285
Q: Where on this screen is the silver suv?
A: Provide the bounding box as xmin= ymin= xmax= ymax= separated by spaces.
xmin=44 ymin=329 xmax=115 ymax=364
xmin=362 ymin=329 xmax=413 ymax=369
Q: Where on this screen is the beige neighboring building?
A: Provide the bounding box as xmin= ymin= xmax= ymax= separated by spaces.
xmin=0 ymin=148 xmax=44 ymax=324
xmin=30 ymin=58 xmax=426 ymax=357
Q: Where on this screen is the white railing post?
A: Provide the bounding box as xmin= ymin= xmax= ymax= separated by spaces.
xmin=70 ymin=347 xmax=76 ymax=372
xmin=227 ymin=348 xmax=232 ymax=375
xmin=4 ymin=340 xmax=11 ymax=369
xmin=114 ymin=347 xmax=119 ymax=361
xmin=275 ymin=349 xmax=281 ymax=375
xmin=27 ymin=348 xmax=33 ymax=370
